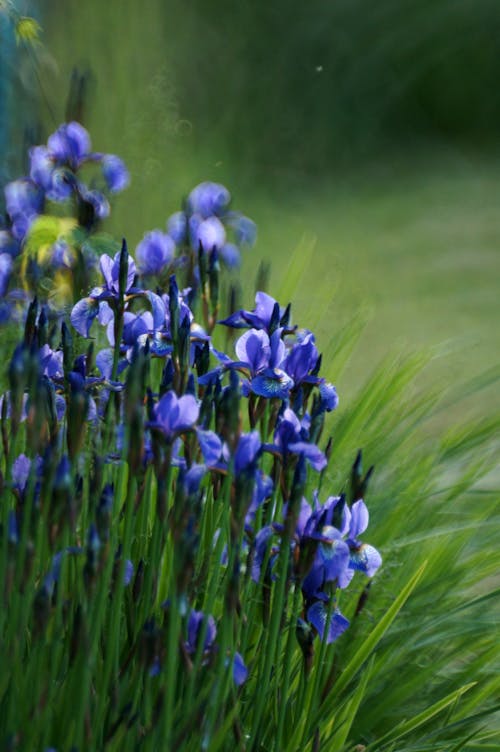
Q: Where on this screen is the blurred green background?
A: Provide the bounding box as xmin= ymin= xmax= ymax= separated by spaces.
xmin=3 ymin=0 xmax=500 ymax=418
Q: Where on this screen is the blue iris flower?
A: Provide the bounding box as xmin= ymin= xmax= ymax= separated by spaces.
xmin=135 ymin=230 xmax=175 ymax=276
xmin=148 ymin=390 xmax=199 ymax=442
xmin=186 ymin=609 xmax=248 ymax=687
xmin=219 ymin=291 xmax=290 ymax=333
xmin=264 ymin=407 xmax=326 ymax=472
xmin=234 ymin=327 xmax=294 ymax=400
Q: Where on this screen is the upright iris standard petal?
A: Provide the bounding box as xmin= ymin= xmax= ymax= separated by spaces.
xmin=136 ymin=231 xmax=175 ymax=275
xmin=47 ymin=121 xmax=91 ymax=168
xmin=99 ymin=251 xmax=136 ymax=295
xmin=349 ymin=500 xmax=369 ymax=539
xmin=188 ymin=181 xmax=231 ymax=218
xmin=194 ymin=216 xmax=226 ymax=252
xmin=283 ymin=332 xmax=319 ymax=384
xmin=29 ymin=145 xmax=54 ymax=190
xmin=307 ymin=601 xmax=350 ymax=644
xmin=5 ymin=179 xmax=44 ymax=224
xmin=235 ymin=329 xmax=270 ymax=374
xmin=70 ymin=297 xmax=100 ymax=337
xmin=102 ymin=155 xmax=130 ymax=193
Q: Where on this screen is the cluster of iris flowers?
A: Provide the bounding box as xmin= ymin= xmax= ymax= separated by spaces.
xmin=0 ymin=124 xmax=381 ymax=750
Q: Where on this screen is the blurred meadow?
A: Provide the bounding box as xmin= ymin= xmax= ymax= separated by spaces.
xmin=1 ymin=1 xmax=500 ymax=749
xmin=4 ymin=0 xmax=499 ymax=422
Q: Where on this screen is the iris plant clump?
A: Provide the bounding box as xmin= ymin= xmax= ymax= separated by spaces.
xmin=0 ymin=123 xmax=385 ymax=751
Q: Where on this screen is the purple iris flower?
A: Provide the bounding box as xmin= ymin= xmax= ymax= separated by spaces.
xmin=187 ymin=182 xmax=231 ymax=218
xmin=266 ymin=407 xmax=326 ymax=472
xmin=282 ymin=331 xmax=319 ymax=385
xmin=186 ymin=610 xmax=248 ymax=687
xmin=12 ymin=453 xmax=42 ymax=498
xmin=39 ymin=344 xmax=64 ymax=379
xmin=196 ymin=429 xmax=224 ymax=466
xmin=70 ymin=251 xmax=138 ymax=337
xmin=100 ymin=251 xmax=137 ymax=296
xmin=29 ymin=145 xmax=55 ymax=192
xmin=189 ymin=214 xmax=226 ymax=252
xmin=46 ymin=122 xmax=92 ymax=170
xmin=186 ymin=610 xmax=218 ymax=654
xmin=4 ymin=179 xmax=44 ymax=240
xmin=306 ymin=601 xmax=350 ymax=644
xmin=220 ymin=291 xmax=289 ymax=332
xmin=345 ymin=499 xmax=382 ymax=577
xmin=149 ymin=390 xmax=199 ymax=441
xmin=135 ymin=230 xmax=175 ymax=275
xmin=234 ymin=327 xmax=293 ymax=400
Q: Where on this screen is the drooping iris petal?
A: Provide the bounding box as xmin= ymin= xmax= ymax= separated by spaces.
xmin=307 ymin=601 xmax=350 ymax=644
xmin=80 ymin=188 xmax=110 ymax=220
xmin=154 ymin=391 xmax=199 ymax=439
xmin=219 ymin=242 xmax=240 ymax=268
xmin=319 ymin=381 xmax=339 ymax=411
xmin=136 ymin=231 xmax=175 ymax=275
xmin=5 ymin=178 xmax=43 ymax=224
xmin=12 ymin=454 xmax=32 ymax=492
xmin=0 ymin=254 xmax=13 ymax=297
xmin=197 ymin=429 xmax=223 ymax=465
xmin=183 ymin=464 xmax=206 ymax=495
xmin=251 ymin=526 xmax=274 ymax=582
xmin=95 ymin=349 xmax=114 ymax=380
xmin=234 ymin=431 xmax=261 ymax=475
xmin=70 ymin=297 xmax=100 ymax=337
xmin=251 ymin=368 xmax=293 ymax=400
xmin=102 ymin=154 xmax=130 ymax=192
xmin=288 ymin=441 xmax=326 ymax=472
xmin=230 ymin=214 xmax=257 ymax=246
xmin=166 ymin=211 xmax=188 ymax=245
xmin=232 ymin=652 xmax=248 ymax=686
xmin=349 ymin=543 xmax=382 ymax=577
